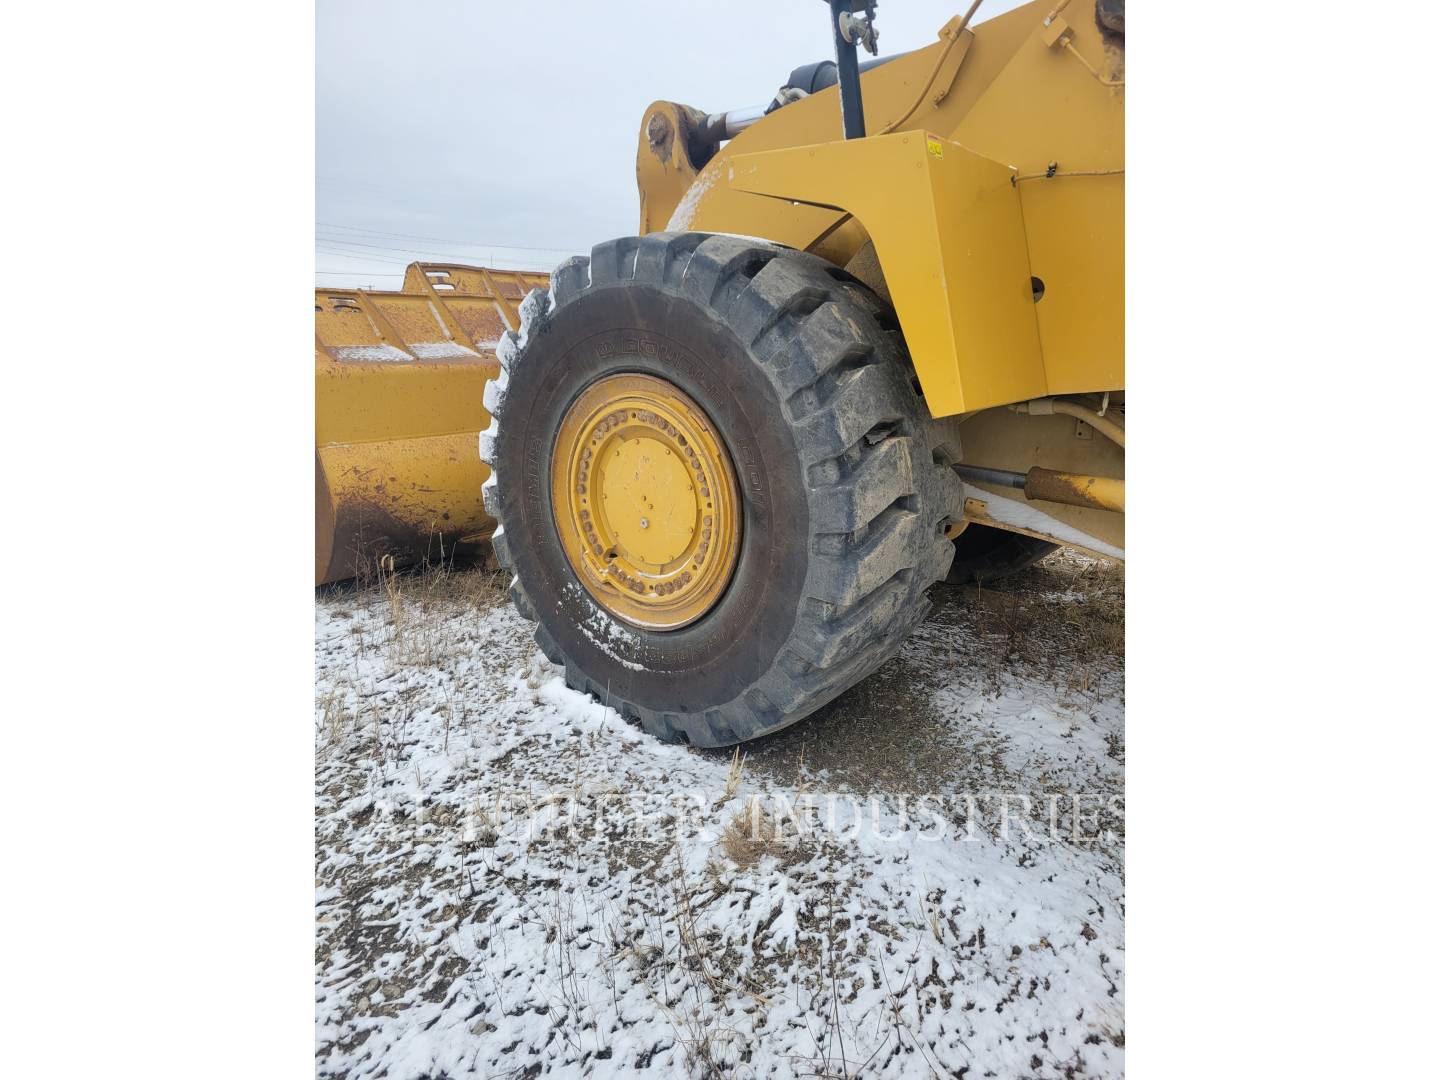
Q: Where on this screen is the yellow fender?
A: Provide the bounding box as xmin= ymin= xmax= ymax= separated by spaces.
xmin=728 ymin=131 xmax=1046 ymax=417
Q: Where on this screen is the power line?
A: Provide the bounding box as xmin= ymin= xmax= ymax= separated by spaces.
xmin=316 ymin=236 xmax=492 ymax=258
xmin=324 ymin=224 xmax=576 ymax=254
xmin=316 ymin=248 xmax=552 ymax=272
xmin=314 ymin=253 xmax=552 ymax=275
xmin=315 ymin=237 xmax=564 ymax=271
xmin=317 ymin=220 xmax=577 ymax=256
xmin=317 ymin=175 xmax=435 ymax=198
xmin=314 ymin=247 xmax=409 ymax=262
xmin=315 ymin=239 xmax=552 ymax=266
xmin=314 ymin=237 xmax=564 ymax=264
xmin=316 ymin=269 xmax=405 ymax=277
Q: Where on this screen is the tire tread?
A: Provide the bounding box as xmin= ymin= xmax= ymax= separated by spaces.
xmin=483 ymin=232 xmax=962 ymax=747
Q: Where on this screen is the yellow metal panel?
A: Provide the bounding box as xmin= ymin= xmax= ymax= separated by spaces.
xmin=953 ymin=6 xmax=1123 ymax=171
xmin=402 ymin=263 xmax=547 ymax=299
xmin=316 ymin=434 xmax=489 ymax=538
xmin=315 ymin=359 xmax=495 ymax=446
xmin=434 ymin=298 xmax=511 ymax=349
xmin=315 ymin=292 xmax=397 ymax=349
xmin=366 ymin=294 xmax=473 ymax=358
xmin=314 ymin=262 xmax=548 ymax=584
xmin=641 ymin=1 xmax=1042 ymax=246
xmin=728 ymin=132 xmax=1045 ymax=417
xmin=1016 ymin=178 xmax=1123 ymax=394
xmin=315 ymin=433 xmax=492 ymax=585
xmin=953 ymin=5 xmax=1124 ymax=395
xmin=638 ymin=0 xmax=1123 ymax=408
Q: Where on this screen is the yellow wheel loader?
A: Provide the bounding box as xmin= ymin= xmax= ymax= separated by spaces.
xmin=315 ymin=263 xmax=548 ymax=585
xmin=481 ymin=0 xmax=1123 ymax=746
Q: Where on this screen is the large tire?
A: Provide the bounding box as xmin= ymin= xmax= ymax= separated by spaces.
xmin=481 ymin=233 xmax=961 ymax=747
xmin=945 ymin=525 xmax=1057 ymax=585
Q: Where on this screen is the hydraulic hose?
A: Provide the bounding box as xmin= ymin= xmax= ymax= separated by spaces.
xmin=1010 ymin=397 xmax=1126 ymax=448
xmin=876 ymin=1 xmax=982 ymax=135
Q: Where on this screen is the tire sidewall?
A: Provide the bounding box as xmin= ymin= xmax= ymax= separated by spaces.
xmin=496 ymin=283 xmax=809 ymax=712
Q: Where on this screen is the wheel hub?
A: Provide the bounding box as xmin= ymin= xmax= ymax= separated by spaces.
xmin=551 ymin=373 xmax=741 ymax=629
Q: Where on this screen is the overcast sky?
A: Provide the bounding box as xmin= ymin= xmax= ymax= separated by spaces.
xmin=317 ymin=0 xmax=1026 ymax=287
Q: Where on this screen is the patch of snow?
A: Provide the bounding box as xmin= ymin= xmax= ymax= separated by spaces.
xmin=316 ymin=554 xmax=1125 ymax=1078
xmin=963 ymin=482 xmax=1126 ymax=560
xmin=708 ymin=231 xmax=787 ymax=248
xmin=664 ymin=166 xmax=719 ymax=232
xmin=333 ymin=344 xmax=411 ymax=363
xmin=493 ymin=329 xmax=521 ymax=374
xmin=409 ymin=341 xmax=478 ymax=360
xmin=481 ymin=373 xmax=505 ymax=421
xmin=481 ymin=285 xmax=556 ymax=502
xmin=569 ymin=580 xmax=647 ymax=671
xmin=515 ymin=286 xmax=552 ymax=342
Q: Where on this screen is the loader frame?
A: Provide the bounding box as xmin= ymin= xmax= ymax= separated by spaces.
xmin=633 ymin=0 xmax=1124 ymax=557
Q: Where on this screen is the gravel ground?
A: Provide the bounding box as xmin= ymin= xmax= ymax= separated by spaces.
xmin=315 ymin=549 xmax=1124 ymax=1078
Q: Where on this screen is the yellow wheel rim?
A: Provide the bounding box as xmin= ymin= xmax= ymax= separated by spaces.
xmin=551 ymin=373 xmax=741 ymax=630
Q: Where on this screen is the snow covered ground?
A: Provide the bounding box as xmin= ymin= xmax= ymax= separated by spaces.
xmin=315 ymin=551 xmax=1124 ymax=1078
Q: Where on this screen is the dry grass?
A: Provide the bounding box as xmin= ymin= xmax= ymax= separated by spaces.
xmin=381 ymin=558 xmax=508 ymax=613
xmin=315 ymin=688 xmax=351 ymax=748
xmin=368 ymin=560 xmax=508 ymax=667
xmin=323 ymin=548 xmax=508 ymax=609
xmin=967 ymin=553 xmax=1122 ymax=663
xmin=315 ymin=556 xmax=511 ymax=768
xmin=716 ymin=801 xmax=791 ymax=870
xmin=715 ymin=747 xmax=746 ymax=807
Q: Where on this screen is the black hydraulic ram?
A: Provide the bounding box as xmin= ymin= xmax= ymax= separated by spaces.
xmin=826 ymin=0 xmax=878 ymax=139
